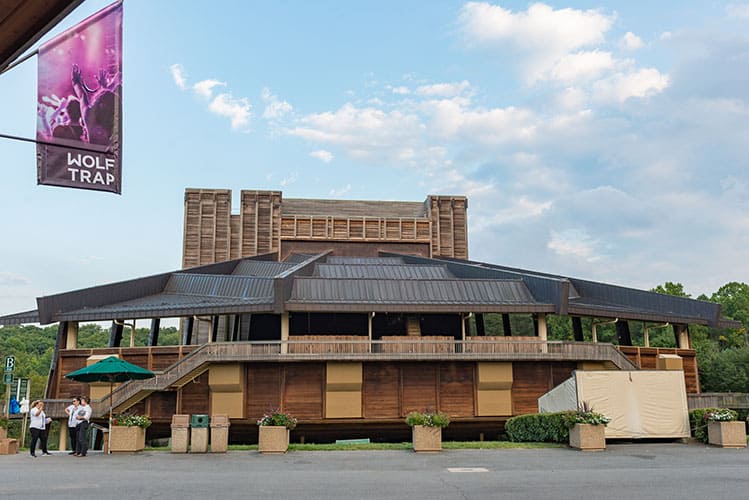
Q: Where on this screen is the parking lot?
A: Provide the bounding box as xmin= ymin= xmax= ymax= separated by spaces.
xmin=1 ymin=442 xmax=747 ymax=499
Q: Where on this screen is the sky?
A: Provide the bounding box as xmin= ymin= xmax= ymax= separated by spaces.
xmin=1 ymin=0 xmax=748 ymax=319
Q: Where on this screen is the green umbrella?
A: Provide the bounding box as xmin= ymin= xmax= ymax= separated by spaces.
xmin=65 ymin=356 xmax=155 ymax=453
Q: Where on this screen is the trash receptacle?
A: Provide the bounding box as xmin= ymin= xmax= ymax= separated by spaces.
xmin=171 ymin=414 xmax=190 ymax=453
xmin=190 ymin=414 xmax=210 ymax=453
xmin=210 ymin=415 xmax=230 ymax=453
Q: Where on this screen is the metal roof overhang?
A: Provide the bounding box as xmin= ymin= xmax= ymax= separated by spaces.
xmin=0 ymin=309 xmax=40 ymax=326
xmin=567 ymin=302 xmax=711 ymax=326
xmin=0 ymin=0 xmax=84 ymax=73
xmin=285 ymin=302 xmax=555 ymax=313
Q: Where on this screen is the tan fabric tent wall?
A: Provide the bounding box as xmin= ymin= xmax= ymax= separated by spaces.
xmin=538 ymin=370 xmax=690 ymax=439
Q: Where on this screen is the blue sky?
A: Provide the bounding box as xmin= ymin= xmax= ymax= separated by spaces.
xmin=1 ymin=1 xmax=748 ymax=318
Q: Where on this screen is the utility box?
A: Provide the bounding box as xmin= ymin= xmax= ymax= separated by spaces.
xmin=210 ymin=414 xmax=230 ymax=453
xmin=190 ymin=414 xmax=210 ymax=453
xmin=171 ymin=414 xmax=190 ymax=453
xmin=656 ymin=354 xmax=683 ymax=371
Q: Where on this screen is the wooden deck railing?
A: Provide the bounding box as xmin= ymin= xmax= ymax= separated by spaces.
xmin=45 ymin=338 xmax=637 ymax=418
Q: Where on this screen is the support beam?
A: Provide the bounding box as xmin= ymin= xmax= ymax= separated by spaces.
xmin=616 ymin=321 xmax=632 ymax=346
xmin=65 ymin=321 xmax=78 ymax=349
xmin=502 ymin=314 xmax=512 ymax=337
xmin=368 ymin=312 xmax=374 ymax=353
xmin=674 ymin=324 xmax=690 ymax=349
xmin=182 ymin=316 xmax=194 ymax=345
xmin=536 ymin=314 xmax=547 ymax=341
xmin=148 ymin=319 xmax=160 ymax=347
xmin=572 ymin=317 xmax=584 ymax=341
xmin=109 ymin=320 xmax=123 ymax=348
xmin=475 ymin=313 xmax=486 ymax=337
xmin=281 ymin=312 xmax=289 ymax=354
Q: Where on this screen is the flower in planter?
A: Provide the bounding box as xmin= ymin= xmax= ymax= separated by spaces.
xmin=703 ymin=408 xmax=738 ymax=422
xmin=257 ymin=410 xmax=297 ymax=430
xmin=111 ymin=414 xmax=152 ymax=428
xmin=405 ymin=410 xmax=450 ymax=428
xmin=563 ymin=402 xmax=610 ymax=429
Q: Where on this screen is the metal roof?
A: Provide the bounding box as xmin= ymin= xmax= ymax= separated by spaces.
xmin=286 ymin=277 xmax=551 ymax=312
xmin=326 ymin=257 xmax=405 ymax=266
xmin=232 ymin=260 xmax=297 ymax=277
xmin=316 ymin=264 xmax=453 ymax=280
xmin=0 ymin=0 xmax=84 ymax=73
xmin=0 ymin=309 xmax=40 ymax=326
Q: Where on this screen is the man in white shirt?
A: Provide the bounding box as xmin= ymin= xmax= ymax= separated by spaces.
xmin=74 ymin=396 xmax=92 ymax=457
xmin=29 ymin=400 xmax=52 ymax=457
xmin=64 ymin=397 xmax=80 ymax=455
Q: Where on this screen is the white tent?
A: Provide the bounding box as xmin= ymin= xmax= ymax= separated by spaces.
xmin=538 ymin=370 xmax=690 ymax=439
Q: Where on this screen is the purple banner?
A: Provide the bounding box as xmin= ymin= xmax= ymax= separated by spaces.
xmin=37 ymin=2 xmax=123 ymax=194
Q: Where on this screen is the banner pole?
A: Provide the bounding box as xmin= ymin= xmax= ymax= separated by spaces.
xmin=0 ymin=133 xmax=112 ymax=155
xmin=0 ymin=49 xmax=38 ymax=76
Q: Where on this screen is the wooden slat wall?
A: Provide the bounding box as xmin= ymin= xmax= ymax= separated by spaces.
xmin=182 ymin=189 xmax=232 ymax=268
xmin=279 ymin=216 xmax=432 ymax=242
xmin=240 ymin=190 xmax=281 ymax=257
xmin=179 ymin=372 xmax=210 ymax=415
xmin=283 ymin=364 xmax=324 ymax=419
xmin=439 ymin=363 xmax=474 ymax=417
xmin=362 ymin=364 xmax=400 ymax=418
xmin=58 ymin=355 xmax=89 ymax=399
xmin=551 ymin=362 xmax=577 ymax=387
xmin=246 ymin=364 xmax=282 ymax=419
xmin=147 ymin=391 xmax=177 ymax=421
xmin=401 ymin=363 xmax=438 ymax=415
xmin=619 ymin=347 xmax=700 ymax=393
xmin=428 ymin=195 xmax=468 ymax=259
xmin=512 ymin=363 xmax=552 ymax=415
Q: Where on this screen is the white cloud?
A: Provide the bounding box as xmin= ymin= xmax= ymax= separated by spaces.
xmin=548 ymin=51 xmax=616 ymax=82
xmin=547 ymin=228 xmax=602 ymax=262
xmin=310 ymin=150 xmax=334 ymax=163
xmin=593 ymin=68 xmax=670 ymax=102
xmin=261 ymin=87 xmax=293 ymax=119
xmin=726 ymin=3 xmax=749 ymax=18
xmin=0 ymin=273 xmax=30 ymax=287
xmin=660 ymin=31 xmax=673 ymax=40
xmin=208 ymin=93 xmax=251 ymax=129
xmin=193 ymin=79 xmax=225 ymax=99
xmin=169 ymin=63 xmax=187 ymax=90
xmin=329 ymin=184 xmax=351 ymax=196
xmin=459 ymin=2 xmax=615 ymax=83
xmin=390 ymin=86 xmax=410 ymax=94
xmin=620 ymin=32 xmax=644 ymax=51
xmin=416 ymin=80 xmax=471 ymax=97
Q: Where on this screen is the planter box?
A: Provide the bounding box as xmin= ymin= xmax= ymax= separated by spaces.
xmin=412 ymin=425 xmax=442 ymax=452
xmin=258 ymin=426 xmax=289 ymax=454
xmin=0 ymin=438 xmax=18 ymax=455
xmin=110 ymin=426 xmax=146 ymax=452
xmin=708 ymin=421 xmax=747 ymax=448
xmin=569 ymin=423 xmax=606 ymax=451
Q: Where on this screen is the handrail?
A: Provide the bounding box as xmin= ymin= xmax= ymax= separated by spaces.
xmin=62 ymin=338 xmax=638 ymax=418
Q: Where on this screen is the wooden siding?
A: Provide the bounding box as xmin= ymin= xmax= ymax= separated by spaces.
xmin=362 ymin=364 xmax=400 ymax=418
xmin=280 ymin=215 xmax=431 ymax=243
xmin=512 ymin=363 xmax=553 ymax=415
xmin=179 ymin=371 xmax=209 ymax=415
xmin=147 ymin=391 xmax=177 ymax=421
xmin=283 ymin=364 xmax=324 ymax=419
xmin=288 ymin=335 xmax=369 ymax=354
xmin=429 ymin=195 xmax=468 ymax=259
xmin=618 ymin=347 xmax=700 ymax=393
xmin=246 ymin=364 xmax=282 ymax=419
xmin=401 ymin=364 xmax=438 ymax=415
xmin=439 ymin=363 xmax=475 ymax=417
xmin=280 ymin=240 xmax=430 ymax=260
xmin=183 ymin=189 xmax=232 ymax=268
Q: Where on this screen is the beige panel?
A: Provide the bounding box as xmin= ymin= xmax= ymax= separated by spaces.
xmin=477 ymin=362 xmax=512 ymax=390
xmin=325 ymin=391 xmax=362 ymax=418
xmin=326 ymin=363 xmax=362 ymax=388
xmin=88 ymin=354 xmax=120 ymax=401
xmin=211 ymin=392 xmax=244 ymax=419
xmin=656 ymin=354 xmax=683 ymax=371
xmin=325 ymin=363 xmax=362 ymax=418
xmin=477 ymin=389 xmax=512 ymax=416
xmin=209 ymin=364 xmax=243 ymax=392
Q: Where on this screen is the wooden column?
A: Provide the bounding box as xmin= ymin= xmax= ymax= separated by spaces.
xmin=281 ymin=312 xmax=289 ymax=353
xmin=572 ymin=317 xmax=584 ymax=341
xmin=536 ymin=314 xmax=547 ymax=341
xmin=148 ymin=319 xmax=160 ymax=347
xmin=109 ymin=320 xmax=124 ymax=348
xmin=182 ymin=316 xmax=194 ymax=345
xmin=674 ymin=324 xmax=690 ymax=349
xmin=65 ymin=322 xmax=79 ymax=349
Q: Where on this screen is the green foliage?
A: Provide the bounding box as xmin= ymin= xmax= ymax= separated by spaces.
xmin=505 ymin=412 xmax=572 ymax=443
xmin=0 ymin=417 xmax=7 ymax=429
xmin=689 ymin=408 xmax=738 ymax=443
xmin=562 ymin=404 xmax=611 ymax=428
xmin=112 ymin=414 xmax=152 ymax=428
xmin=404 ymin=410 xmax=450 ymax=428
xmin=257 ymin=410 xmax=297 ymax=430
xmin=651 ymin=282 xmax=691 ymax=297
xmin=703 ymin=408 xmax=738 ymax=422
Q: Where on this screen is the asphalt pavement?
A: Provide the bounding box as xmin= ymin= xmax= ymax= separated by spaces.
xmin=1 ymin=442 xmax=747 ymax=499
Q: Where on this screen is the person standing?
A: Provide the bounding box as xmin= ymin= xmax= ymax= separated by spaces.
xmin=29 ymin=400 xmax=52 ymax=457
xmin=64 ymin=397 xmax=80 ymax=455
xmin=74 ymin=396 xmax=92 ymax=457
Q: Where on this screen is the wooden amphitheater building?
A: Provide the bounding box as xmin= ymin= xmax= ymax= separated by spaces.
xmin=0 ymin=189 xmax=740 ymax=442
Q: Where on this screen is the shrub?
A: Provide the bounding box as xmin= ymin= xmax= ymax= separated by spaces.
xmin=689 ymin=408 xmax=738 ymax=443
xmin=505 ymin=412 xmax=572 ymax=443
xmin=405 ymin=410 xmax=450 ymax=428
xmin=562 ymin=405 xmax=610 ymax=428
xmin=257 ymin=410 xmax=297 ymax=430
xmin=0 ymin=417 xmax=8 ymax=429
xmin=112 ymin=414 xmax=152 ymax=428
